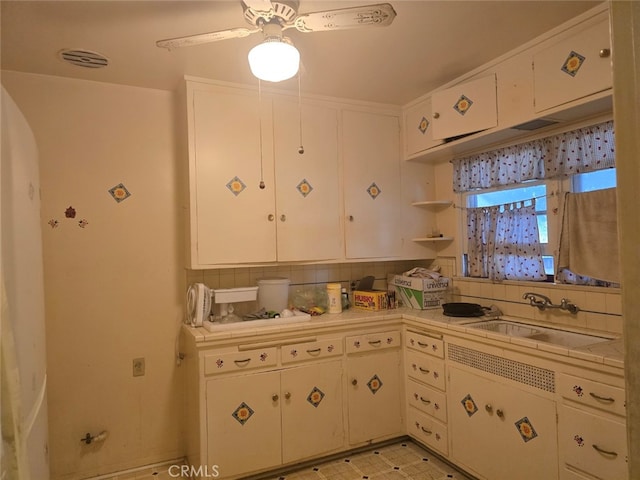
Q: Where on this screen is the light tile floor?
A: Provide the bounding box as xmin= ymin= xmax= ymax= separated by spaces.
xmin=261 ymin=441 xmax=474 ymax=480
xmin=98 ymin=440 xmax=473 ymax=480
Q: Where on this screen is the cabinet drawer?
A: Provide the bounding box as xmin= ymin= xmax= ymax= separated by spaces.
xmin=405 ymin=330 xmax=444 ymax=358
xmin=407 ymin=407 xmax=448 ymax=456
xmin=281 ymin=338 xmax=343 ymax=364
xmin=559 ymin=404 xmax=627 ymax=480
xmin=558 ymin=373 xmax=625 ymax=417
xmin=406 ymin=379 xmax=447 ymax=423
xmin=406 ymin=350 xmax=445 ymax=391
xmin=203 ymin=347 xmax=278 ymax=375
xmin=346 ymin=330 xmax=401 ymax=354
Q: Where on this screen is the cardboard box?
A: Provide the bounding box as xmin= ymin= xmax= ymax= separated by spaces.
xmin=390 ymin=275 xmax=450 ymax=310
xmin=353 ymin=290 xmax=389 ymax=311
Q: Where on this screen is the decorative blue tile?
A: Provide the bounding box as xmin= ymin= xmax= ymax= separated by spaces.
xmin=561 ymin=51 xmax=586 ymax=77
xmin=367 ymin=182 xmax=381 ymax=200
xmin=453 ymin=95 xmax=473 ymax=116
xmin=461 ymin=394 xmax=478 ymax=417
xmin=515 ymin=416 xmax=538 ymax=442
xmin=307 ymin=387 xmax=325 ymax=407
xmin=108 ymin=183 xmax=131 ymax=203
xmin=296 ymin=179 xmax=313 ymax=197
xmin=226 ymin=176 xmax=246 ymax=196
xmin=367 ymin=374 xmax=383 ymax=395
xmin=232 ymin=402 xmax=254 ymax=425
xmin=418 ymin=116 xmax=430 ymax=134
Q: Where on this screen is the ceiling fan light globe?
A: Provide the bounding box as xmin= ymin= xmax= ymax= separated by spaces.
xmin=248 ymin=38 xmax=300 ymax=82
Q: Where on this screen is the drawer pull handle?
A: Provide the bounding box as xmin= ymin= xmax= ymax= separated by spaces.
xmin=419 ymin=396 xmax=432 ymax=405
xmin=420 ymin=426 xmax=433 ymax=435
xmin=418 ymin=367 xmax=430 ymax=374
xmin=589 ymin=392 xmax=616 ymax=403
xmin=234 ymin=358 xmax=251 ymax=366
xmin=417 ymin=341 xmax=429 ymax=348
xmin=368 ymin=340 xmax=382 ymax=346
xmin=306 ymin=348 xmax=322 ymax=355
xmin=592 ymin=444 xmax=618 ymax=457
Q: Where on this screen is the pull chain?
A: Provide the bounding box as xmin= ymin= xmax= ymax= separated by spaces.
xmin=258 ymin=79 xmax=266 ymax=189
xmin=298 ymin=73 xmax=304 ymax=155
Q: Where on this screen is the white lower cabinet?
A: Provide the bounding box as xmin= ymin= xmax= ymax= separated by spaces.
xmin=345 ymin=331 xmax=403 ymax=444
xmin=448 ymin=366 xmax=559 ymax=480
xmin=557 ymin=371 xmax=628 ymax=480
xmin=206 ymin=360 xmax=344 ymax=479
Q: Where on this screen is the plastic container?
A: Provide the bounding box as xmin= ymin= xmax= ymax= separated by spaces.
xmin=327 ymin=283 xmax=342 ymax=314
xmin=257 ymin=277 xmax=290 ymax=313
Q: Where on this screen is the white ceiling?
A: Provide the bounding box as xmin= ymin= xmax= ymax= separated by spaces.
xmin=1 ymin=1 xmax=601 ymax=106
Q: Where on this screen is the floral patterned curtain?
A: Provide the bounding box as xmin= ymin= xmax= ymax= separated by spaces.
xmin=467 ymin=200 xmax=546 ymax=281
xmin=452 ymin=121 xmax=615 ymax=193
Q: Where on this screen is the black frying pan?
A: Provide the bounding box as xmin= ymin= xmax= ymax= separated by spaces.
xmin=442 ymin=302 xmax=490 ymax=317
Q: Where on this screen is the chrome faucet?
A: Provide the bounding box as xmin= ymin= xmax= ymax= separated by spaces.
xmin=522 ymin=292 xmax=579 ymax=314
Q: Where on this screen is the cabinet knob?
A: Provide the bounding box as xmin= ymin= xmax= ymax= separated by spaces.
xmin=485 ymin=404 xmax=493 ymax=413
xmin=268 ymin=214 xmax=275 ymax=222
xmin=280 ymin=214 xmax=286 ymax=222
xmin=284 ymin=391 xmax=291 ymax=400
xmin=599 ymin=48 xmax=611 ymax=58
xmin=351 ymin=378 xmax=358 ymax=386
xmin=432 ymin=112 xmax=440 ymax=119
xmin=496 ymin=409 xmax=504 ymax=418
xmin=348 ymin=215 xmax=354 ymax=222
xmin=272 ymin=394 xmax=279 ymax=402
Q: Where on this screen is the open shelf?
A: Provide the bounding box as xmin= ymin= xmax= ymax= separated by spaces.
xmin=412 ymin=236 xmax=454 ymax=242
xmin=411 ymin=200 xmax=453 ymax=208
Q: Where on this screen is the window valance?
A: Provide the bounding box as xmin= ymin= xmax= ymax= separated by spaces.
xmin=452 ymin=120 xmax=615 ymax=193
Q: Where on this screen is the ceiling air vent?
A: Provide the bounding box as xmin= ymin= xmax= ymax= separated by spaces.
xmin=59 ymin=49 xmax=109 ymax=69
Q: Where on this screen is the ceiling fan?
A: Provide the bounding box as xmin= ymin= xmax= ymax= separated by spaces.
xmin=156 ymin=0 xmax=397 ymax=82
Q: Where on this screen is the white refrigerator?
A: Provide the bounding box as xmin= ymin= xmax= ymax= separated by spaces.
xmin=1 ymin=86 xmax=50 ymax=479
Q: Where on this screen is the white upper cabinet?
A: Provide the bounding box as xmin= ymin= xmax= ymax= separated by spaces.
xmin=190 ymin=87 xmax=277 ymax=266
xmin=272 ymin=97 xmax=342 ymax=262
xmin=533 ymin=18 xmax=611 ymax=113
xmin=404 ymin=97 xmax=445 ymax=158
xmin=431 ymin=74 xmax=498 ymax=140
xmin=342 ymin=110 xmax=402 ymax=259
xmin=187 ymin=84 xmax=342 ymax=267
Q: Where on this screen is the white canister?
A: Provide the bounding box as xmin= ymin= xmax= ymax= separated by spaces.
xmin=327 ymin=283 xmax=342 ymax=314
xmin=257 ymin=277 xmax=290 ymax=313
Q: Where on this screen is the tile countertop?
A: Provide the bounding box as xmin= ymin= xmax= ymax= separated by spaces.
xmin=183 ymin=307 xmax=624 ymax=369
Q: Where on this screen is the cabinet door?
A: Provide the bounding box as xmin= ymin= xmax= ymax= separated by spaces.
xmin=404 ymin=97 xmax=445 ymax=157
xmin=191 ymin=88 xmax=276 ymax=265
xmin=448 ymin=366 xmax=558 ymax=480
xmin=533 ymin=18 xmax=611 ymax=112
xmin=273 ymin=99 xmax=342 ymax=261
xmin=347 ymin=349 xmax=403 ymax=444
xmin=281 ymin=360 xmax=345 ymax=463
xmin=342 ymin=110 xmax=402 ymax=259
xmin=206 ymin=371 xmax=281 ymax=478
xmin=431 ymin=74 xmax=497 ymax=140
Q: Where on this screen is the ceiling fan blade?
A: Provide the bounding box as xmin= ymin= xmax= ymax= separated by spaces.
xmin=242 ymin=0 xmax=275 ymax=16
xmin=156 ymin=27 xmax=259 ymax=49
xmin=290 ymin=3 xmax=396 ymax=33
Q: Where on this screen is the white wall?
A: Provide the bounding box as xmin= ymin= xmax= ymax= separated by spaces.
xmin=1 ymin=71 xmax=186 ymax=479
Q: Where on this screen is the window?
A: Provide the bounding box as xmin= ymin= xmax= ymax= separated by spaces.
xmin=462 ymin=168 xmax=617 ymax=281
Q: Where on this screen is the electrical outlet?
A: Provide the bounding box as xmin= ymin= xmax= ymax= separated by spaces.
xmin=132 ymin=357 xmax=145 ymax=377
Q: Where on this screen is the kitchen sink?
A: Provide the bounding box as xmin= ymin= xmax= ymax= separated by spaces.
xmin=465 ymin=319 xmax=613 ymax=348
